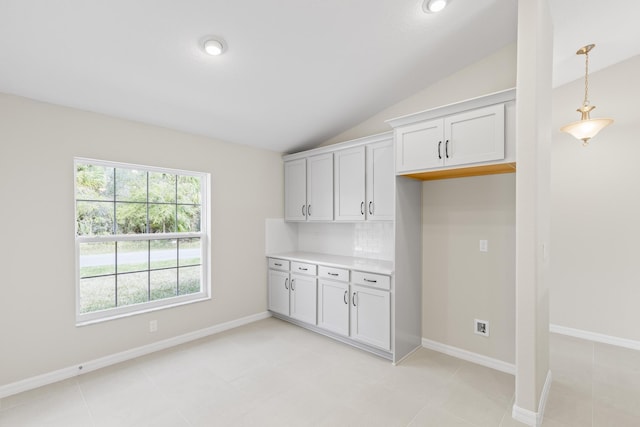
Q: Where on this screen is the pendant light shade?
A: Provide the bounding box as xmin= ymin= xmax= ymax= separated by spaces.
xmin=560 ymin=44 xmax=613 ymax=146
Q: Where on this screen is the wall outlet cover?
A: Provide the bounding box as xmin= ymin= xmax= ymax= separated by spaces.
xmin=474 ymin=319 xmax=489 ymax=337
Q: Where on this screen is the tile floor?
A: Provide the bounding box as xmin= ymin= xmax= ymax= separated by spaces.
xmin=1 ymin=317 xmax=639 ymax=426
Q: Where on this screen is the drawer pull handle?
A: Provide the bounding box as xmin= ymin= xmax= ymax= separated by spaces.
xmin=352 ymin=292 xmax=357 ymax=306
xmin=328 ymin=272 xmax=339 ymax=276
xmin=363 ymin=278 xmax=377 ymax=283
xmin=285 ymin=278 xmax=289 ymax=290
xmin=344 ymin=290 xmax=348 ymax=305
xmin=274 ymin=263 xmax=282 ymax=266
xmin=298 ymin=267 xmax=308 ymax=271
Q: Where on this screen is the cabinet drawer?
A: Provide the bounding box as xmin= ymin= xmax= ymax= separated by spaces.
xmin=268 ymin=258 xmax=290 ymax=271
xmin=351 ymin=271 xmax=390 ymax=290
xmin=291 ymin=261 xmax=317 ymax=275
xmin=318 ymin=265 xmax=349 ymax=282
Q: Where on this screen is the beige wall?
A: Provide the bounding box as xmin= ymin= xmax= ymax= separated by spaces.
xmin=0 ymin=94 xmax=283 ymax=386
xmin=322 ymin=43 xmax=517 ymax=146
xmin=321 ymin=43 xmax=519 ymax=363
xmin=550 ymin=54 xmax=640 ymax=341
xmin=422 ymin=174 xmax=516 ymax=363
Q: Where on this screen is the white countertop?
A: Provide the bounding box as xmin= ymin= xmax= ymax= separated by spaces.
xmin=267 ymin=251 xmax=394 ymax=275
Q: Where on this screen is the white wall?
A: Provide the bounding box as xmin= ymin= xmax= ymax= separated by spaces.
xmin=0 ymin=93 xmax=283 ymax=386
xmin=321 ymin=43 xmax=518 ymax=363
xmin=550 ymin=54 xmax=640 ymax=342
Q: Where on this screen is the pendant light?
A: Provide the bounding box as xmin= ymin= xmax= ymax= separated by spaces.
xmin=560 ymin=44 xmax=613 ymax=146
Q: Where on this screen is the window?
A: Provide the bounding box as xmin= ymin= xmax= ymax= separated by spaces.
xmin=74 ymin=158 xmax=209 ymax=324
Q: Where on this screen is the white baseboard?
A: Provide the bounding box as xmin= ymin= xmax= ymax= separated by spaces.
xmin=0 ymin=311 xmax=271 ymax=399
xmin=421 ymin=337 xmax=515 ymax=375
xmin=511 ymin=369 xmax=552 ymax=427
xmin=550 ymin=324 xmax=640 ymax=351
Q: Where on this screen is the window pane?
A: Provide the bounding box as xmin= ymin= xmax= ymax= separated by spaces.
xmin=79 ymin=242 xmax=115 ymax=278
xmin=117 ymin=272 xmax=149 ymax=306
xmin=117 ymin=241 xmax=148 ymax=273
xmin=76 ymin=164 xmax=114 ymax=201
xmin=150 ymin=269 xmax=177 ymax=300
xmin=115 ymin=168 xmax=147 ymax=202
xmin=115 ymin=202 xmax=147 ymax=234
xmin=150 ymin=239 xmax=177 ymax=269
xmin=149 ymin=203 xmax=176 ymax=233
xmin=76 ymin=201 xmax=114 ymax=236
xmin=80 ymin=276 xmax=116 ymax=313
xmin=149 ymin=172 xmax=176 ymax=203
xmin=179 ymin=238 xmax=201 ymax=266
xmin=177 ymin=175 xmax=201 ymax=204
xmin=178 ymin=266 xmax=201 ymax=295
xmin=177 ymin=205 xmax=201 ymax=232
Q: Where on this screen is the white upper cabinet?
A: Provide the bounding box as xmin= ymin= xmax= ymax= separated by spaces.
xmin=284 ymin=154 xmax=333 ymax=222
xmin=334 ymin=146 xmax=366 ymax=221
xmin=390 ymin=88 xmax=515 ymax=176
xmin=366 ymin=140 xmax=394 ymax=220
xmin=284 ymin=158 xmax=307 ymax=221
xmin=306 ymin=153 xmax=334 ymax=221
xmin=443 ymin=104 xmax=505 ymax=167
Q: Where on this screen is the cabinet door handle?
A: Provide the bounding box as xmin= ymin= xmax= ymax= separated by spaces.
xmin=291 ymin=279 xmax=295 ymax=291
xmin=438 ymin=141 xmax=442 ymax=159
xmin=445 ymin=139 xmax=449 ymax=158
xmin=285 ymin=278 xmax=289 ymax=290
xmin=363 ymin=278 xmax=377 ymax=283
xmin=360 ymin=201 xmax=364 ymax=215
xmin=344 ymin=290 xmax=348 ymax=305
xmin=302 ymin=205 xmax=306 ymax=217
xmin=368 ymin=201 xmax=373 ymax=215
xmin=307 ymin=205 xmax=311 ymax=216
xmin=328 ymin=272 xmax=339 ymax=277
xmin=352 ymin=292 xmax=357 ymax=306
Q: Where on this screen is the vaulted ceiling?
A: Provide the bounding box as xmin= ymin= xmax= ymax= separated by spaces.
xmin=0 ymin=1 xmax=638 ymax=153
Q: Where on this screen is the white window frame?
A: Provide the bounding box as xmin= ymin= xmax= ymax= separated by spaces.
xmin=74 ymin=157 xmax=211 ymax=325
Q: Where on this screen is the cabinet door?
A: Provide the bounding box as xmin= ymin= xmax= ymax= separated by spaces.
xmin=307 ymin=153 xmax=334 ymax=221
xmin=350 ymin=285 xmax=390 ymax=350
xmin=284 ymin=159 xmax=307 ymax=221
xmin=290 ymin=273 xmax=317 ymax=325
xmin=444 ymin=104 xmax=505 ymax=167
xmin=317 ymin=279 xmax=349 ymax=336
xmin=334 ymin=146 xmax=365 ymax=221
xmin=395 ymin=118 xmax=444 ymax=173
xmin=366 ymin=140 xmax=394 ymax=220
xmin=268 ymin=269 xmax=290 ymax=316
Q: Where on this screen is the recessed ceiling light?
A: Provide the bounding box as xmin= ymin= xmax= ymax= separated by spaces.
xmin=203 ymin=39 xmax=224 ymax=56
xmin=423 ymin=0 xmax=448 ymax=13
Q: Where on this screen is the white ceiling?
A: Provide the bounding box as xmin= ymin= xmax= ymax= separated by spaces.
xmin=0 ymin=1 xmax=637 ymax=154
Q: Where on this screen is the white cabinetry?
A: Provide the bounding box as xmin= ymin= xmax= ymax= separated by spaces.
xmin=317 ymin=266 xmax=350 ymax=336
xmin=334 ymin=139 xmax=394 ymax=221
xmin=390 ymin=88 xmax=516 ymax=177
xmin=284 ymin=153 xmax=333 ymax=221
xmin=268 ymin=259 xmax=317 ymax=325
xmin=349 ymin=271 xmax=391 ymax=350
xmin=289 ymin=262 xmax=317 ymax=325
xmin=395 ymin=104 xmax=504 ymax=174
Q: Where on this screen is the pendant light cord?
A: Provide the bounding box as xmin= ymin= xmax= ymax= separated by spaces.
xmin=583 ymin=51 xmax=590 ymax=107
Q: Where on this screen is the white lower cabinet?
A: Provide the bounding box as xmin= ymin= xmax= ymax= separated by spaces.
xmin=271 ymin=258 xmax=392 ymax=354
xmin=268 ymin=269 xmax=290 ymax=317
xmin=290 ymin=273 xmax=317 ymax=325
xmin=350 ymin=284 xmax=391 ymax=351
xmin=318 ymin=278 xmax=350 ymax=336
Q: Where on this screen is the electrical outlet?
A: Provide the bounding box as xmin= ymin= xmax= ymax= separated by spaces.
xmin=474 ymin=319 xmax=489 ymax=337
xmin=149 ymin=320 xmax=158 ymax=333
xmin=479 ymin=240 xmax=488 ymax=252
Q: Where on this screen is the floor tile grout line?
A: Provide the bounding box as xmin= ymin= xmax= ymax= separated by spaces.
xmin=76 ymin=376 xmax=97 ymax=427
